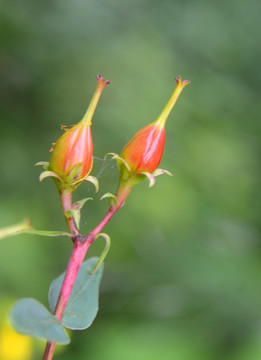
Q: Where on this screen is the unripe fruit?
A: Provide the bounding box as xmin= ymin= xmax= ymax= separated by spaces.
xmin=121 ymin=76 xmax=190 ymax=175
xmin=48 ymin=75 xmax=110 ymax=191
xmin=49 ymin=122 xmax=93 ymax=185
xmin=114 ymin=76 xmax=190 ymax=209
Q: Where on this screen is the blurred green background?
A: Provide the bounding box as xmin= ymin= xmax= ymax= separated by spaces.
xmin=0 ymin=0 xmax=260 ymax=359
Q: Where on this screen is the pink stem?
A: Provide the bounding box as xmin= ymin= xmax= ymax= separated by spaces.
xmin=43 ymin=181 xmax=132 ymax=359
xmin=59 ymin=190 xmax=79 ymax=237
xmin=42 ymin=206 xmax=118 ymax=360
xmin=42 ymin=240 xmax=91 ymax=360
xmin=53 ymin=240 xmax=92 ymax=320
xmin=43 ymin=342 xmax=56 ymax=360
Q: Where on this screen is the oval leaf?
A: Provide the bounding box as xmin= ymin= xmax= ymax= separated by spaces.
xmin=48 ymin=257 xmax=104 ymax=330
xmin=9 ymin=298 xmax=70 ymax=344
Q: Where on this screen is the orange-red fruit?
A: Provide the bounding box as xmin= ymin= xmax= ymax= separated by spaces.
xmin=49 ymin=122 xmax=93 ymax=184
xmin=121 ymin=123 xmax=165 ymax=174
xmin=120 ymin=76 xmax=190 ymax=175
xmin=48 ymin=75 xmax=110 ymax=189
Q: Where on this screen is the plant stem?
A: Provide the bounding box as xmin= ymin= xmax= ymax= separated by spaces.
xmin=43 ymin=176 xmax=133 ymax=359
xmin=53 ymin=206 xmax=117 ymax=319
xmin=59 ymin=190 xmax=79 ymax=238
xmin=42 ymin=205 xmax=119 ymax=360
xmin=43 ymin=342 xmax=56 ymax=360
xmin=0 ymin=218 xmax=32 ymax=239
xmin=54 ymin=239 xmax=92 ymax=320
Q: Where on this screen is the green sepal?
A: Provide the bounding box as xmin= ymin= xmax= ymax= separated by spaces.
xmin=35 ymin=161 xmax=49 ymax=171
xmin=105 ymin=152 xmax=131 ymax=172
xmin=39 ymin=170 xmax=62 ymax=183
xmin=66 ymin=163 xmax=83 ymax=187
xmin=65 ymin=209 xmax=80 ymax=229
xmin=105 ymin=152 xmax=131 ymax=181
xmin=153 ymin=168 xmax=173 ymax=177
xmin=73 ymin=197 xmax=93 ymax=210
xmin=83 ymin=176 xmax=99 ymax=193
xmin=90 ymin=233 xmax=111 ymax=275
xmin=65 ymin=197 xmax=92 ymax=229
xmin=136 ymin=171 xmax=156 ymax=187
xmin=100 ymin=192 xmax=118 ymax=208
xmin=132 ymin=168 xmax=172 ymax=188
xmin=123 ymin=168 xmax=173 ymax=190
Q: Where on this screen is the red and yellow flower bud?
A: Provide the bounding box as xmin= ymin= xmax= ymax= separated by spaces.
xmin=121 ymin=76 xmax=190 ymax=175
xmin=49 ymin=122 xmax=93 ymax=186
xmin=49 ymin=75 xmax=110 ymax=191
xmin=120 ymin=122 xmax=165 ymax=174
xmin=113 ymin=76 xmax=190 ymax=210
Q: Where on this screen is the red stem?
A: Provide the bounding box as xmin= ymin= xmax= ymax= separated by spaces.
xmin=43 ymin=342 xmax=56 ymax=360
xmin=42 ymin=206 xmax=117 ymax=360
xmin=53 ymin=240 xmax=92 ymax=320
xmin=53 ymin=207 xmax=116 ymax=321
xmin=59 ymin=190 xmax=79 ymax=237
xmin=43 ymin=180 xmax=132 ymax=359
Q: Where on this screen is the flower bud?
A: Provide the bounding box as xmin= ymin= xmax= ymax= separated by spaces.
xmin=112 ymin=76 xmax=190 ymax=210
xmin=120 ymin=122 xmax=165 ymax=174
xmin=49 ymin=75 xmax=110 ymax=191
xmin=121 ymin=76 xmax=190 ymax=175
xmin=49 ymin=122 xmax=93 ymax=188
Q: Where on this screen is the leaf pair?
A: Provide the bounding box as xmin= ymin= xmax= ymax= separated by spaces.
xmin=9 ymin=258 xmax=103 ymax=344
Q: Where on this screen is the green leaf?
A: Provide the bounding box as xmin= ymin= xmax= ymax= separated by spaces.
xmin=0 ymin=218 xmax=32 ymax=240
xmin=22 ymin=229 xmax=71 ymax=237
xmin=0 ymin=222 xmax=70 ymax=240
xmin=9 ymin=298 xmax=70 ymax=344
xmin=48 ymin=258 xmax=103 ymax=330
